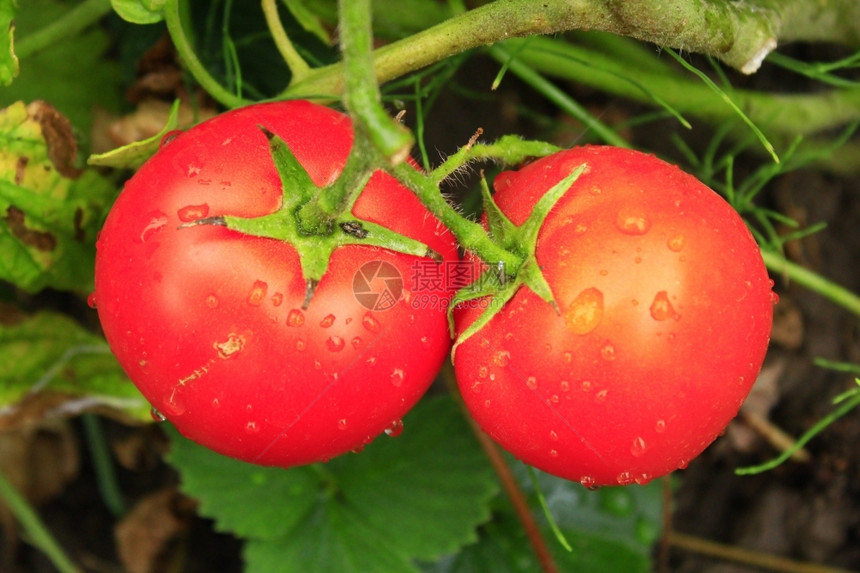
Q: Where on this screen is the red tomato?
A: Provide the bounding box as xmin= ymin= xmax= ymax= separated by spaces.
xmin=94 ymin=101 xmax=457 ymax=466
xmin=454 ymin=146 xmax=773 ymax=487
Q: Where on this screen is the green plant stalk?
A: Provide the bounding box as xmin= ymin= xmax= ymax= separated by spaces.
xmin=287 ymin=0 xmax=783 ymax=102
xmin=0 ymin=469 xmax=80 ymax=573
xmin=761 ymin=249 xmax=860 ymax=318
xmin=163 ymin=0 xmax=250 ymax=109
xmin=487 ymin=44 xmax=630 ymax=148
xmin=338 ymin=0 xmax=413 ymax=163
xmin=82 ymin=414 xmax=127 ymax=517
xmin=262 ymin=0 xmax=311 ymax=81
xmin=501 ymin=36 xmax=860 ymax=140
xmin=14 ymin=0 xmax=112 ymax=59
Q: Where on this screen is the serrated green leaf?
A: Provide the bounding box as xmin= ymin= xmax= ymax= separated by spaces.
xmin=0 ymin=309 xmax=150 ymax=424
xmin=0 ymin=0 xmax=121 ymax=137
xmin=88 ymin=99 xmax=181 ymax=169
xmin=0 ymin=0 xmax=18 ymax=86
xmin=110 ymin=0 xmax=165 ymax=24
xmin=423 ymin=467 xmax=662 ymax=573
xmin=167 ymin=396 xmax=498 ymax=572
xmin=0 ymin=101 xmax=117 ymax=293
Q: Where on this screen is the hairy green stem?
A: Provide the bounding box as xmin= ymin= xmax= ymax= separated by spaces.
xmin=0 ymin=468 xmax=80 ymax=573
xmin=15 ymin=0 xmax=112 ymax=59
xmin=338 ymin=0 xmax=413 ymax=163
xmin=391 ymin=161 xmax=521 ymax=270
xmin=762 ymin=249 xmax=860 ymax=318
xmin=163 ymin=0 xmax=251 ymax=109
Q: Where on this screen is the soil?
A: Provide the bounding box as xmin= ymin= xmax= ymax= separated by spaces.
xmin=2 ymin=42 xmax=860 ymax=573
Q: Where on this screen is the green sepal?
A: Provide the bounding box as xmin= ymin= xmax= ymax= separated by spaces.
xmin=181 ymin=126 xmax=437 ymax=308
xmin=450 ymin=161 xmax=587 ymax=355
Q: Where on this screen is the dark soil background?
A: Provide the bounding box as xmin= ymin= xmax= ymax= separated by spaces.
xmin=2 ymin=38 xmax=860 ymax=573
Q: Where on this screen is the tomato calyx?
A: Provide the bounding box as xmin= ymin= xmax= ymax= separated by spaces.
xmin=180 ymin=126 xmax=440 ymax=308
xmin=450 ymin=162 xmax=587 ymax=354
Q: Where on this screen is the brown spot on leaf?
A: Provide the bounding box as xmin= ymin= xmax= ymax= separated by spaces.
xmin=26 ymin=100 xmax=82 ymax=178
xmin=4 ymin=206 xmax=58 ymax=251
xmin=14 ymin=156 xmax=28 ymax=185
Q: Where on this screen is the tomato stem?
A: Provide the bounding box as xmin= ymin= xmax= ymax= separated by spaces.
xmin=338 ymin=0 xmax=413 ymax=164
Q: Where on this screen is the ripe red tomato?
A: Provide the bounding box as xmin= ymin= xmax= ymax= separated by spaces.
xmin=454 ymin=146 xmax=773 ymax=487
xmin=94 ymin=101 xmax=457 ymax=466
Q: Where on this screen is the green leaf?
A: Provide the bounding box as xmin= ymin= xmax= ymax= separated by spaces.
xmin=423 ymin=467 xmax=662 ymax=573
xmin=88 ymin=99 xmax=182 ymax=169
xmin=0 ymin=0 xmax=122 ymax=137
xmin=0 ymin=0 xmax=18 ymax=86
xmin=0 ymin=101 xmax=116 ymax=294
xmin=110 ymin=0 xmax=165 ymax=24
xmin=0 ymin=308 xmax=150 ymax=424
xmin=167 ymin=395 xmax=498 ymax=572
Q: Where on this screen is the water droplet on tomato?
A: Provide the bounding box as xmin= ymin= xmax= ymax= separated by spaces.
xmin=580 ymin=380 xmax=592 ymax=392
xmin=649 ymin=291 xmax=679 ymax=321
xmin=770 ymin=290 xmax=780 ymax=305
xmin=549 ymin=449 xmax=559 ymax=458
xmin=160 ymin=130 xmax=182 ymax=147
xmin=320 ymin=314 xmax=336 ymax=328
xmin=271 ymin=292 xmax=283 ymax=307
xmin=365 ymin=355 xmax=377 ymax=366
xmin=337 ymin=418 xmax=348 ymax=430
xmin=362 ymin=312 xmax=380 ymax=333
xmin=477 ymin=365 xmax=489 ymax=379
xmin=205 ymin=294 xmax=219 ymax=309
xmin=563 ymin=351 xmax=573 ymax=363
xmin=286 ymin=309 xmax=305 ymax=327
xmin=630 ymin=436 xmax=647 ymax=457
xmin=615 ymin=207 xmax=651 ymax=235
xmin=140 ymin=211 xmax=168 ymax=242
xmin=564 ymin=287 xmax=604 ymax=335
xmin=526 ymin=376 xmax=538 ymax=390
xmin=655 ymin=419 xmax=667 ymax=433
xmin=574 ymin=223 xmax=588 ymax=235
xmin=351 ymin=444 xmax=366 ymax=454
xmin=86 ymin=292 xmax=97 ymax=309
xmin=549 ymin=430 xmax=559 ymax=442
xmin=295 ymin=339 xmax=306 ymax=351
xmin=177 ymin=203 xmax=210 ymax=223
xmin=245 ymin=421 xmax=259 ymax=434
xmin=560 ymin=380 xmax=570 ymax=392
xmin=667 ymin=234 xmax=686 ymax=252
xmin=595 ymin=389 xmax=608 ymax=404
xmin=351 ymin=337 xmax=362 ymax=349
xmin=580 ymin=476 xmax=599 ymax=490
xmin=390 ymin=368 xmax=405 ymax=387
xmin=247 ymin=280 xmax=268 ymax=306
xmin=678 ymin=459 xmax=689 ymax=470
xmin=326 ymin=336 xmax=345 ymax=352
xmin=384 ymin=419 xmax=404 ymax=437
xmin=211 ymin=398 xmax=221 ymax=409
xmin=634 ymin=473 xmax=652 ymax=485
xmin=213 ymin=333 xmax=245 ymax=359
xmin=616 ymin=471 xmax=635 ymax=486
xmin=150 ymin=408 xmax=166 ymax=422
